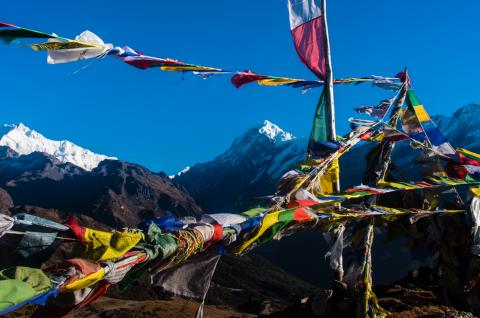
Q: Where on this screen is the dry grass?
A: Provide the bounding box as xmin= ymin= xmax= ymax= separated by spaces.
xmin=3 ymin=297 xmax=256 ymax=318
xmin=67 ymin=297 xmax=255 ymax=318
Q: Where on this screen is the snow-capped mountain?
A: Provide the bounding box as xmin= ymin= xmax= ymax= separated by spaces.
xmin=0 ymin=150 xmax=201 ymax=229
xmin=175 ymin=105 xmax=480 ymax=212
xmin=0 ymin=123 xmax=116 ymax=171
xmin=259 ymin=120 xmax=295 ymax=142
xmin=432 ymin=104 xmax=480 ymax=152
xmin=174 ymin=120 xmax=307 ymax=212
xmin=0 ymin=122 xmax=201 ymax=227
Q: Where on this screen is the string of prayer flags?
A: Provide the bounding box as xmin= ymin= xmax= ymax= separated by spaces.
xmin=0 ymin=21 xmax=402 ymax=94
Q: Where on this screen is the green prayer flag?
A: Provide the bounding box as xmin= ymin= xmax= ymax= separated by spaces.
xmin=308 ymin=86 xmax=331 ymax=159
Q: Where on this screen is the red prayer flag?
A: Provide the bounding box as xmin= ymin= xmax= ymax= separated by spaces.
xmin=231 ymin=70 xmax=268 ymax=88
xmin=287 ymin=0 xmax=326 ymax=80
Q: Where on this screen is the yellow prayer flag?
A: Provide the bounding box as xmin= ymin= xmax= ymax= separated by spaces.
xmin=470 ymin=188 xmax=480 ymax=197
xmin=413 ymin=105 xmax=431 ymax=122
xmin=64 ymin=268 xmax=105 ymax=291
xmin=233 ymin=211 xmax=281 ymax=255
xmin=160 ymin=65 xmax=220 ymax=72
xmin=320 ymin=159 xmax=340 ymax=195
xmin=258 ymin=78 xmax=300 ymax=86
xmin=30 ymin=40 xmax=97 ymax=51
xmin=83 ymin=228 xmax=143 ymax=261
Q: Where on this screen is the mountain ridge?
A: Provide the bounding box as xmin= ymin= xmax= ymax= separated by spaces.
xmin=0 ymin=123 xmax=116 ymax=171
xmin=174 ymin=120 xmax=306 ymax=212
xmin=0 ymin=145 xmax=201 ymax=228
xmin=176 ymin=104 xmax=480 ymax=212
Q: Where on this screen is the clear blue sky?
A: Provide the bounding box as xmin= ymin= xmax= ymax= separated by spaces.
xmin=1 ymin=0 xmax=479 ymax=174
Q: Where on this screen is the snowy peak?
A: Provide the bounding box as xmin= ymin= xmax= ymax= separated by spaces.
xmin=0 ymin=123 xmax=117 ymax=171
xmin=169 ymin=166 xmax=191 ymax=179
xmin=174 ymin=120 xmax=306 ymax=211
xmin=258 ymin=120 xmax=295 ymax=142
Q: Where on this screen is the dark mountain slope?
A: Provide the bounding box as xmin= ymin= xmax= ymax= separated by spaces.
xmin=0 ymin=147 xmax=201 ymax=227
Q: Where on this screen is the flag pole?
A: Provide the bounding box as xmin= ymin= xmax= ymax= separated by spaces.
xmin=322 ymin=0 xmax=340 ymax=193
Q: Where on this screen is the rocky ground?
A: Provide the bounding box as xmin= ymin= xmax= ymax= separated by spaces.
xmin=65 ymin=298 xmax=256 ymax=318
xmin=265 ymin=271 xmax=478 ymax=318
xmin=6 ymin=272 xmax=478 ymax=318
xmin=4 ymin=298 xmax=254 ymax=318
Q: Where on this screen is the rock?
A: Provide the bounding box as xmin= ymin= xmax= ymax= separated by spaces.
xmin=0 ymin=188 xmax=13 ymax=213
xmin=310 ymin=290 xmax=333 ymax=316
